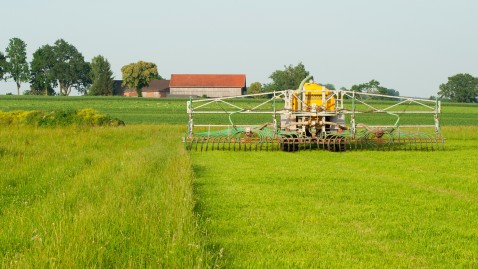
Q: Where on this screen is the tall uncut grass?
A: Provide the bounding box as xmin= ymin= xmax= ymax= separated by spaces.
xmin=0 ymin=125 xmax=216 ymax=268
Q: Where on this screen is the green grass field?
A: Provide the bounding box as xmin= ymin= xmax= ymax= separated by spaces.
xmin=1 ymin=96 xmax=478 ymax=268
xmin=192 ymin=126 xmax=478 ymax=268
xmin=0 ymin=125 xmax=218 ymax=268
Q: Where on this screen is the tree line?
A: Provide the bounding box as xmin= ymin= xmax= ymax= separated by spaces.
xmin=0 ymin=37 xmax=160 ymax=96
xmin=246 ymin=63 xmax=400 ymax=100
xmin=249 ymin=63 xmax=478 ymax=103
xmin=1 ymin=38 xmax=476 ymax=102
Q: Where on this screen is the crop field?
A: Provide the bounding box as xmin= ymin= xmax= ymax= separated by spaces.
xmin=1 ymin=96 xmax=478 ymax=268
xmin=1 ymin=95 xmax=477 ymax=126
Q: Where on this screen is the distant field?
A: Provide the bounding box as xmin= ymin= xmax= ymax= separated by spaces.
xmin=0 ymin=95 xmax=477 ymax=126
xmin=1 ymin=95 xmax=478 ymax=268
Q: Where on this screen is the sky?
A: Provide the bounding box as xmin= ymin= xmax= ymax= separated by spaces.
xmin=1 ymin=0 xmax=477 ymax=97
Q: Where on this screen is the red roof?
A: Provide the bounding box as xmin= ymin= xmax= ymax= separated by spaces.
xmin=170 ymin=74 xmax=246 ymax=88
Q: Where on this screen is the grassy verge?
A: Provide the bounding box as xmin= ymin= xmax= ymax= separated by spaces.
xmin=192 ymin=126 xmax=478 ymax=268
xmin=0 ymin=125 xmax=217 ymax=268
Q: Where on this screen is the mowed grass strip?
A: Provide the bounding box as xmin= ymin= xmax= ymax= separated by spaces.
xmin=0 ymin=125 xmax=216 ymax=268
xmin=192 ymin=126 xmax=478 ymax=268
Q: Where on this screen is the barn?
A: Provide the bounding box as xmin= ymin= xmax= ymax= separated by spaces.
xmin=169 ymin=74 xmax=246 ymax=98
xmin=121 ymin=79 xmax=170 ymax=97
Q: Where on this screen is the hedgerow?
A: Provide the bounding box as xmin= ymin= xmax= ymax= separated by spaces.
xmin=0 ymin=108 xmax=125 ymax=127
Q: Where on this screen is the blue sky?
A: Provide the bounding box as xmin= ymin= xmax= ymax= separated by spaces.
xmin=1 ymin=0 xmax=477 ymax=97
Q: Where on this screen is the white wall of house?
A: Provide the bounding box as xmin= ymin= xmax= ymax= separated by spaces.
xmin=170 ymin=87 xmax=243 ymax=97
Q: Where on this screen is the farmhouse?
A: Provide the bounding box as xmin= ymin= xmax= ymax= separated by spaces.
xmin=169 ymin=74 xmax=246 ymax=97
xmin=113 ymin=79 xmax=170 ymax=97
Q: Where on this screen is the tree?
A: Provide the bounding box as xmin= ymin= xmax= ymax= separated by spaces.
xmin=4 ymin=37 xmax=30 ymax=95
xmin=0 ymin=52 xmax=6 ymax=80
xmin=88 ymin=55 xmax=114 ymax=96
xmin=263 ymin=62 xmax=310 ymax=92
xmin=121 ymin=61 xmax=158 ymax=97
xmin=438 ymin=73 xmax=478 ymax=103
xmin=386 ymin=88 xmax=400 ymax=97
xmin=351 ymin=79 xmax=380 ymax=93
xmin=322 ymin=83 xmax=336 ymax=90
xmin=350 ymin=79 xmax=399 ymax=99
xmin=247 ymin=82 xmax=262 ymax=96
xmin=51 ymin=39 xmax=91 ymax=96
xmin=30 ymin=45 xmax=57 ymax=95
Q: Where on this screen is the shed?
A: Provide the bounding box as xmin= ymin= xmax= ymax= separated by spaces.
xmin=169 ymin=74 xmax=246 ymax=97
xmin=122 ymin=79 xmax=170 ymax=97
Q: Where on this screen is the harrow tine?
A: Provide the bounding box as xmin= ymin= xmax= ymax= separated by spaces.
xmin=185 ymin=138 xmax=190 ymax=151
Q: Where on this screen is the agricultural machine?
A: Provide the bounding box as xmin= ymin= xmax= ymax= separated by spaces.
xmin=184 ymin=75 xmax=444 ymax=151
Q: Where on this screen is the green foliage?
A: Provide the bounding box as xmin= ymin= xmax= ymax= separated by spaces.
xmin=121 ymin=61 xmax=158 ymax=97
xmin=88 ymin=55 xmax=114 ymax=96
xmin=0 ymin=108 xmax=124 ymax=127
xmin=263 ymin=62 xmax=310 ymax=92
xmin=351 ymin=79 xmax=399 ymax=98
xmin=0 ymin=52 xmax=6 ymax=80
xmin=247 ymin=81 xmax=262 ymax=96
xmin=51 ymin=39 xmax=91 ymax=96
xmin=4 ymin=37 xmax=30 ymax=95
xmin=23 ymin=88 xmax=55 ymax=96
xmin=30 ymin=45 xmax=56 ymax=96
xmin=438 ymin=73 xmax=478 ymax=103
xmin=322 ymin=83 xmax=336 ymax=90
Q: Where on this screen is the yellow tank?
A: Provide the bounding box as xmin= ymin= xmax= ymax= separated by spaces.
xmin=291 ymin=82 xmax=335 ymax=111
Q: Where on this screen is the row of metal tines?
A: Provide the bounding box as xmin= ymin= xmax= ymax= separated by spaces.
xmin=184 ymin=137 xmax=445 ymax=152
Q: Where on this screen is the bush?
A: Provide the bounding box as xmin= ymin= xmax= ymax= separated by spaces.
xmin=0 ymin=108 xmax=125 ymax=127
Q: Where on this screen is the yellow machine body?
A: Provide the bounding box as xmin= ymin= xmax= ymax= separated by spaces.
xmin=291 ymin=83 xmax=335 ymax=111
